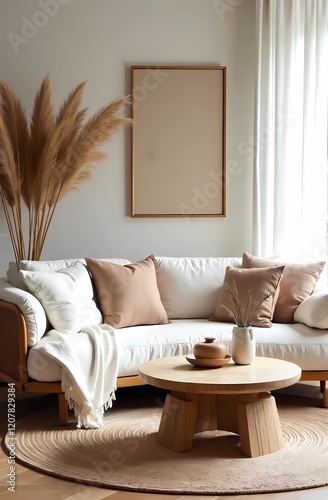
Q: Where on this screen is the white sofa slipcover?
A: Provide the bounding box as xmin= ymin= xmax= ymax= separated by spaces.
xmin=1 ymin=255 xmax=328 ymax=425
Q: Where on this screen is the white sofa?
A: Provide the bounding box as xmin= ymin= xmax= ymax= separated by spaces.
xmin=1 ymin=254 xmax=328 ymax=424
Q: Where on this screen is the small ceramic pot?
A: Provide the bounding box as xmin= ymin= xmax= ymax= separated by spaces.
xmin=193 ymin=337 xmax=227 ymax=359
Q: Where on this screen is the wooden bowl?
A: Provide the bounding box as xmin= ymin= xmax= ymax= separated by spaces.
xmin=186 ymin=354 xmax=231 ymax=368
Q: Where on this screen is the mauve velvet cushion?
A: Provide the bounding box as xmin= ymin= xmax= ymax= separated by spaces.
xmin=210 ymin=265 xmax=285 ymax=328
xmin=242 ymin=252 xmax=325 ymax=323
xmin=85 ymin=255 xmax=169 ymax=328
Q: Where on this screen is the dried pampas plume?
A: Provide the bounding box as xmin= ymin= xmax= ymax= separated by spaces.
xmin=0 ymin=76 xmax=132 ymax=263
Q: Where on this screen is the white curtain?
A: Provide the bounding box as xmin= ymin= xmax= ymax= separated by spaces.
xmin=253 ymin=0 xmax=328 ymax=263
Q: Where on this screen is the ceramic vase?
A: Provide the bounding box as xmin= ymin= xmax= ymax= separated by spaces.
xmin=231 ymin=326 xmax=256 ymax=365
xmin=193 ymin=337 xmax=227 ymax=359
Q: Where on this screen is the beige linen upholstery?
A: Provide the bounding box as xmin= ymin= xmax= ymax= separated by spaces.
xmin=210 ymin=265 xmax=285 ymax=327
xmin=242 ymin=252 xmax=325 ymax=323
xmin=85 ymin=255 xmax=169 ymax=328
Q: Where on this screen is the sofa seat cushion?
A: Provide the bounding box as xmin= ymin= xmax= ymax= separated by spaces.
xmin=27 ymin=320 xmax=328 ymax=382
xmin=154 ymin=256 xmax=242 ymax=319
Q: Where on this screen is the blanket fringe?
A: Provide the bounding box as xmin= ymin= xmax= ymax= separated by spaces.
xmin=64 ymin=387 xmax=117 ymax=429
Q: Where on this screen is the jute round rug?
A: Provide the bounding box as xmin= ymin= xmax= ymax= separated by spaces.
xmin=4 ymin=393 xmax=328 ymax=495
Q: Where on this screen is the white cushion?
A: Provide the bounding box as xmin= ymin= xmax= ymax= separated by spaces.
xmin=154 ymin=256 xmax=242 ymax=318
xmin=20 ymin=258 xmax=131 ymax=271
xmin=0 ymin=278 xmax=47 ymax=347
xmin=20 ymin=261 xmax=102 ymax=332
xmin=6 ymin=261 xmax=29 ymax=290
xmin=6 ymin=258 xmax=131 ymax=290
xmin=294 ymin=288 xmax=328 ymax=329
xmin=20 ymin=258 xmax=86 ymax=272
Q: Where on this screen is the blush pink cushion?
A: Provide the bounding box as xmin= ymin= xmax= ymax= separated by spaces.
xmin=85 ymin=255 xmax=169 ymax=328
xmin=242 ymin=252 xmax=325 ymax=323
xmin=210 ymin=265 xmax=285 ymax=328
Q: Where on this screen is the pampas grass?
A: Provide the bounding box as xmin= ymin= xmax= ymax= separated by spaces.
xmin=221 ymin=279 xmax=274 ymax=327
xmin=0 ymin=76 xmax=132 ymax=263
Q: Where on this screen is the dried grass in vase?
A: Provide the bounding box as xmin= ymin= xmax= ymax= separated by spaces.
xmin=0 ymin=75 xmax=132 ymax=263
xmin=221 ymin=279 xmax=275 ymax=335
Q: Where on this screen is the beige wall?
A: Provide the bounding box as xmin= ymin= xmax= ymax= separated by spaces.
xmin=0 ymin=0 xmax=256 ymax=274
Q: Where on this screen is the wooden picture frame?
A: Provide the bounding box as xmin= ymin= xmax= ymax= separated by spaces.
xmin=131 ymin=65 xmax=226 ymax=218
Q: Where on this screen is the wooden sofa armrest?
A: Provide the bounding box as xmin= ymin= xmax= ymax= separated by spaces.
xmin=0 ymin=299 xmax=29 ymax=389
xmin=0 ymin=297 xmax=147 ymax=425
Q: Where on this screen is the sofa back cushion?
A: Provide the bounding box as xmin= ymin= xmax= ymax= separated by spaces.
xmin=154 ymin=256 xmax=242 ymax=319
xmin=6 ymin=258 xmax=131 ymax=290
xmin=4 ymin=258 xmax=131 ymax=344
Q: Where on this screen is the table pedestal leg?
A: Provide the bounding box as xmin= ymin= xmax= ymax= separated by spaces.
xmin=238 ymin=392 xmax=284 ymax=457
xmin=157 ymin=393 xmax=196 ymax=452
xmin=216 ymin=393 xmax=258 ymax=433
xmin=156 ymin=391 xmax=284 ymax=457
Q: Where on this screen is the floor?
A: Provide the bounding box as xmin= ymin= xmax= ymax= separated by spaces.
xmin=0 ymin=382 xmax=328 ymax=500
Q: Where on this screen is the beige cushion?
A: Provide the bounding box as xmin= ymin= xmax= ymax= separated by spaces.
xmin=242 ymin=252 xmax=325 ymax=323
xmin=210 ymin=265 xmax=285 ymax=327
xmin=85 ymin=255 xmax=169 ymax=328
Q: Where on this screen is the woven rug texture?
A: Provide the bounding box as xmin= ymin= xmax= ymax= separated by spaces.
xmin=4 ymin=393 xmax=328 ymax=495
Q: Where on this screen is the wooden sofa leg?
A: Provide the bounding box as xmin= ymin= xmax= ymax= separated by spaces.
xmin=58 ymin=392 xmax=69 ymax=425
xmin=319 ymin=381 xmax=328 ymax=408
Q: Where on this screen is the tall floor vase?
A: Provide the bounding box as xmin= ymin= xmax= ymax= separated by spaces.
xmin=231 ymin=326 xmax=256 ymax=365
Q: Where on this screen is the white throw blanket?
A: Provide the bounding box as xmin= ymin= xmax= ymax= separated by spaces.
xmin=32 ymin=324 xmax=118 ymax=429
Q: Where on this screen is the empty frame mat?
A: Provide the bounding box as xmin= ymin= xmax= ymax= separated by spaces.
xmin=131 ymin=66 xmax=226 ymax=217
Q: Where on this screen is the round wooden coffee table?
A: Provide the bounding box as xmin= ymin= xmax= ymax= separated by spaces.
xmin=138 ymin=355 xmax=301 ymax=457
